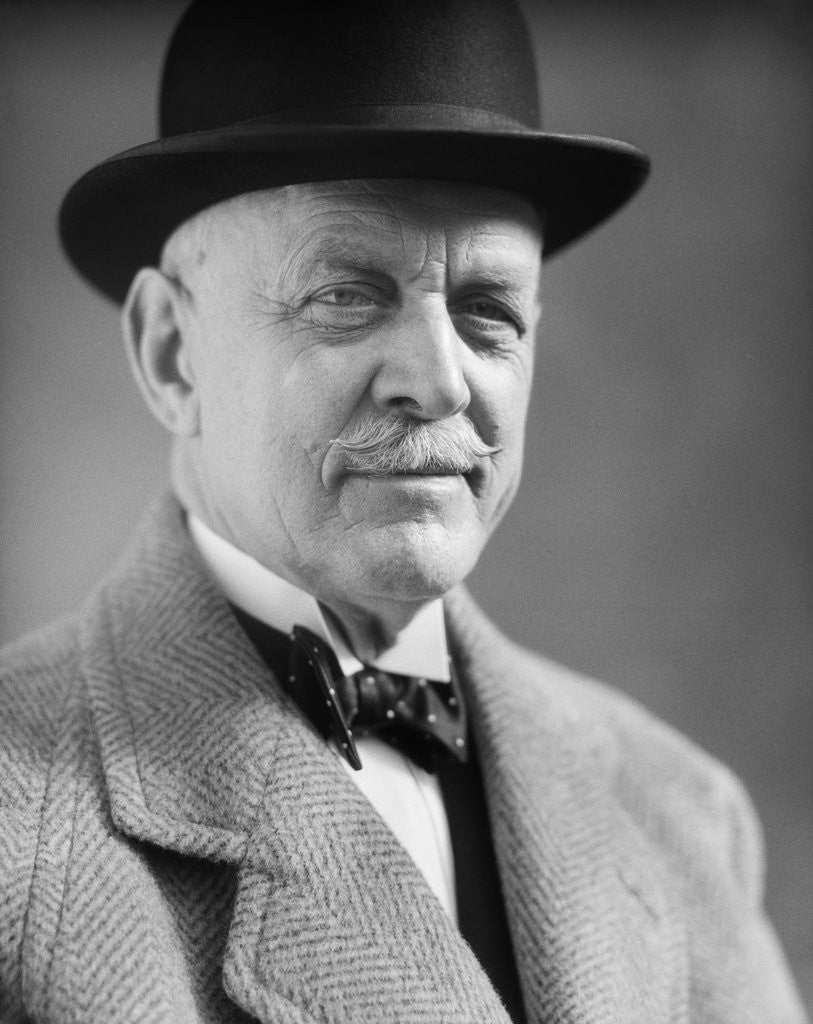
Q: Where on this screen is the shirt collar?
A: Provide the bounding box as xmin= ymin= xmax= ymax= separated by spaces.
xmin=187 ymin=514 xmax=451 ymax=682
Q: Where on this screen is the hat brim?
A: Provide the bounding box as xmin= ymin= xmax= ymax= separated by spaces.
xmin=59 ymin=123 xmax=650 ymax=303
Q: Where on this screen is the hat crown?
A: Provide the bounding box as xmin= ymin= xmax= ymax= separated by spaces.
xmin=159 ymin=0 xmax=541 ymax=137
xmin=59 ymin=0 xmax=649 ymax=304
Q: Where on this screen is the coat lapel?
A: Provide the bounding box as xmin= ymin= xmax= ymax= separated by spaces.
xmin=84 ymin=495 xmax=512 ymax=1023
xmin=445 ymin=589 xmax=686 ymax=1024
xmin=222 ymin=716 xmax=512 ymax=1024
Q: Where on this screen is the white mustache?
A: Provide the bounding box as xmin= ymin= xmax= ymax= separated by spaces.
xmin=329 ymin=414 xmax=499 ymax=476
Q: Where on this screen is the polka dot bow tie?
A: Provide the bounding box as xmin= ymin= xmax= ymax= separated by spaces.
xmin=288 ymin=625 xmax=468 ymax=772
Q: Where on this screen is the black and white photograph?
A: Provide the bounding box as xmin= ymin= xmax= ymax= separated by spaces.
xmin=1 ymin=1 xmax=811 ymax=1021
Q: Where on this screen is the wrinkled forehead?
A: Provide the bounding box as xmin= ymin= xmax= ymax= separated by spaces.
xmin=161 ymin=179 xmax=544 ymax=287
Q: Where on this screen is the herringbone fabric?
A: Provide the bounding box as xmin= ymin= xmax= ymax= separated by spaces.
xmin=0 ymin=492 xmax=807 ymax=1023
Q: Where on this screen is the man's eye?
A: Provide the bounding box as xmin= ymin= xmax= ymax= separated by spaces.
xmin=454 ymin=298 xmax=522 ymax=337
xmin=465 ymin=300 xmax=513 ymax=323
xmin=313 ymin=287 xmax=375 ymax=308
xmin=305 ymin=285 xmax=385 ymax=332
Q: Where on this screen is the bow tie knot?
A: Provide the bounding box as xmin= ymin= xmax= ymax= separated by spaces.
xmin=340 ymin=670 xmax=434 ymax=725
xmin=290 ymin=625 xmax=467 ymax=771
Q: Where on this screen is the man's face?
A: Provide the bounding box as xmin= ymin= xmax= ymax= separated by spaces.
xmin=174 ymin=180 xmax=542 ymax=614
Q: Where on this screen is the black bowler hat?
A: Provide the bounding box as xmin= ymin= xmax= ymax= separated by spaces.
xmin=59 ymin=0 xmax=650 ymax=304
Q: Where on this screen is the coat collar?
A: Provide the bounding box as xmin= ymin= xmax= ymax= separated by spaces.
xmin=444 ymin=590 xmax=685 ymax=1022
xmin=83 ymin=493 xmax=680 ymax=1023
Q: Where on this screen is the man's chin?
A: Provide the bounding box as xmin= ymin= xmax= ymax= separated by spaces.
xmin=345 ymin=520 xmax=485 ymax=603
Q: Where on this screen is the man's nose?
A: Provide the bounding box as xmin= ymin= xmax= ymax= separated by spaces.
xmin=371 ymin=308 xmax=470 ymax=420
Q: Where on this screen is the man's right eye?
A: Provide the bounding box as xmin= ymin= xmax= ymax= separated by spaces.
xmin=303 ymin=285 xmax=386 ymax=334
xmin=312 ymin=287 xmax=376 ymax=308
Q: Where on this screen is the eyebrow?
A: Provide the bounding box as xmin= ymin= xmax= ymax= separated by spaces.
xmin=300 ymin=236 xmax=391 ymax=274
xmin=286 ymin=230 xmax=542 ymax=297
xmin=276 ymin=234 xmax=385 ymax=293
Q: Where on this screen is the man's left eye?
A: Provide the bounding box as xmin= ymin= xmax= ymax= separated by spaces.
xmin=464 ymin=300 xmax=513 ymax=323
xmin=455 ymin=298 xmax=522 ymax=336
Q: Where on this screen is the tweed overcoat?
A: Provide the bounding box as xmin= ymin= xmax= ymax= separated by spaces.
xmin=0 ymin=494 xmax=806 ymax=1024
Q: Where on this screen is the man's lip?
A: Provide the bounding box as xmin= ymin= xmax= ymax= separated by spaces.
xmin=391 ymin=469 xmax=461 ymax=476
xmin=342 ymin=466 xmax=485 ymax=495
xmin=344 ymin=468 xmax=468 ymax=478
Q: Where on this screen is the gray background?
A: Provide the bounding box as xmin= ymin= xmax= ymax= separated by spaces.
xmin=2 ymin=0 xmax=811 ymax=1007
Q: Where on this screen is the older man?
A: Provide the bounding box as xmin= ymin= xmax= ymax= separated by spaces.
xmin=0 ymin=1 xmax=807 ymax=1022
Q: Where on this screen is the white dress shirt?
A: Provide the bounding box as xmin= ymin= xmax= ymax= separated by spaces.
xmin=188 ymin=514 xmax=458 ymax=922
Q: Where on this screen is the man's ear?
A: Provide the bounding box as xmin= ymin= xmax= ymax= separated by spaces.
xmin=121 ymin=268 xmax=200 ymax=437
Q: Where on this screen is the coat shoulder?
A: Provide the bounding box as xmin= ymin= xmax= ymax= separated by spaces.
xmin=0 ymin=616 xmax=86 ymax=1011
xmin=448 ymin=586 xmax=760 ymax=871
xmin=0 ymin=615 xmax=84 ymax=790
xmin=512 ymin=640 xmax=767 ymax=901
xmin=465 ymin=616 xmax=809 ymax=1023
